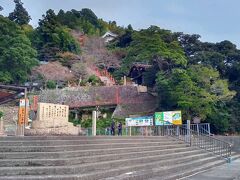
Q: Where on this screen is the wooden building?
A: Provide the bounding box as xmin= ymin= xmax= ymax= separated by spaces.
xmin=128 ymin=63 xmax=152 ymax=85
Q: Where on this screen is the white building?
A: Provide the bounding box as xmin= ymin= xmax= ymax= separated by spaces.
xmin=101 ymin=31 xmax=118 ymax=43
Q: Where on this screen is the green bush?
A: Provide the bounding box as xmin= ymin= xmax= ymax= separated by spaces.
xmin=46 ymin=80 xmax=56 ymax=89
xmin=87 ymin=75 xmax=101 ymax=85
xmin=68 ymin=112 xmax=81 ymax=126
xmin=0 ymin=111 xmax=3 ymax=119
xmin=81 ymin=117 xmax=125 ymax=129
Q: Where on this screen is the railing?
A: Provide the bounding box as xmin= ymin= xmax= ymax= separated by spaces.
xmin=81 ymin=127 xmax=156 ymax=136
xmin=81 ymin=127 xmax=130 ymax=136
xmin=81 ymin=124 xmax=211 ymax=137
xmin=81 ymin=123 xmax=231 ymax=162
xmin=157 ymin=124 xmax=232 ymax=162
xmin=182 ymin=123 xmax=211 ymax=135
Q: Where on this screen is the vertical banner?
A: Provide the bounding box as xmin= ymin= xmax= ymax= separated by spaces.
xmin=18 ymin=99 xmax=29 ymax=125
xmin=31 ymin=95 xmax=38 ymax=111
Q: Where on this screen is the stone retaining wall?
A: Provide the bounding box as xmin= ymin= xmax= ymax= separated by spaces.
xmin=0 ymin=106 xmax=18 ymax=135
xmin=38 ymin=86 xmax=157 ymax=118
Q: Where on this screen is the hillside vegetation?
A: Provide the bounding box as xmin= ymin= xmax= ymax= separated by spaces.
xmin=1 ymin=0 xmax=240 ymax=134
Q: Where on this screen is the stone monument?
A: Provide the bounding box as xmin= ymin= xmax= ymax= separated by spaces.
xmin=26 ymin=102 xmax=80 ymax=135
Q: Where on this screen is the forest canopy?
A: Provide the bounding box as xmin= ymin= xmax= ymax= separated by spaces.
xmin=1 ymin=0 xmax=240 ymax=134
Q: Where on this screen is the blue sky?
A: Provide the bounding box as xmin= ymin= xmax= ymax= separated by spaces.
xmin=1 ymin=0 xmax=240 ymax=47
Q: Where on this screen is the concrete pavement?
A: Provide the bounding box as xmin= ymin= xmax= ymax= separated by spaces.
xmin=183 ymin=159 xmax=240 ymax=180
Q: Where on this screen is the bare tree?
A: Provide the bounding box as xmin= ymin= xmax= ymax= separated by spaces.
xmin=71 ymin=62 xmax=88 ymax=86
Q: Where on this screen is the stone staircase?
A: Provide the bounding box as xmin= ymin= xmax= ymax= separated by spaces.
xmin=0 ymin=136 xmax=239 ymax=180
xmin=93 ymin=67 xmax=116 ymax=86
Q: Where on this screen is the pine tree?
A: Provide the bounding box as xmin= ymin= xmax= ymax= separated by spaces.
xmin=8 ymin=0 xmax=31 ymax=25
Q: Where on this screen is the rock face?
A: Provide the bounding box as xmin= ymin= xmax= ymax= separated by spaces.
xmin=38 ymin=85 xmax=157 ymax=118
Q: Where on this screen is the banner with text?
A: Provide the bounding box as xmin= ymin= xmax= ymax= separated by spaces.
xmin=154 ymin=111 xmax=182 ymax=125
xmin=18 ymin=99 xmax=29 ymax=125
xmin=126 ymin=116 xmax=153 ymax=127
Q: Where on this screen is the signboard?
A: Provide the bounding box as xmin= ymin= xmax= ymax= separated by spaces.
xmin=155 ymin=111 xmax=182 ymax=125
xmin=19 ymin=99 xmax=29 ymax=107
xmin=126 ymin=116 xmax=153 ymax=127
xmin=18 ymin=99 xmax=29 ymax=125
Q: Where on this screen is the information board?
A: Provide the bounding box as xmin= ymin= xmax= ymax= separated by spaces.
xmin=126 ymin=116 xmax=153 ymax=127
xmin=155 ymin=111 xmax=182 ymax=125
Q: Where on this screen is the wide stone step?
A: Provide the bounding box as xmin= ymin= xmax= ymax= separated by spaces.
xmin=0 ymin=141 xmax=184 ymax=152
xmin=0 ymin=151 xmax=211 ymax=176
xmin=0 ymin=138 xmax=172 ymax=146
xmin=0 ymin=136 xmax=168 ymax=141
xmin=107 ymin=156 xmax=224 ymax=180
xmin=162 ymin=159 xmax=226 ymax=180
xmin=0 ymin=147 xmax=201 ymax=167
xmin=109 ymin=153 xmax=240 ymax=180
xmin=0 ymin=136 xmax=234 ymax=179
xmin=0 ymin=144 xmax=188 ymax=159
xmin=0 ymin=152 xmax=215 ymax=179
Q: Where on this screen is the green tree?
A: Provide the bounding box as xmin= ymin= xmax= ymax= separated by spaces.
xmin=55 ymin=8 xmax=108 ymax=36
xmin=117 ymin=30 xmax=133 ymax=48
xmin=207 ymin=103 xmax=230 ymax=134
xmin=37 ymin=9 xmax=80 ymax=61
xmin=118 ymin=26 xmax=187 ymax=76
xmin=8 ymin=0 xmax=31 ymax=25
xmin=80 ymin=8 xmax=99 ymax=28
xmin=157 ymin=65 xmax=235 ymax=121
xmin=176 ymin=32 xmax=240 ymax=133
xmin=0 ymin=16 xmax=38 ymax=84
xmin=175 ymin=33 xmax=202 ymax=57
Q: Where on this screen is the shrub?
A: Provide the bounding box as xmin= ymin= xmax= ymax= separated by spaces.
xmin=46 ymin=80 xmax=56 ymax=89
xmin=0 ymin=111 xmax=3 ymax=119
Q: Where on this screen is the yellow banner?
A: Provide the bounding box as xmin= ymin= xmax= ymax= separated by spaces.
xmin=18 ymin=99 xmax=29 ymax=125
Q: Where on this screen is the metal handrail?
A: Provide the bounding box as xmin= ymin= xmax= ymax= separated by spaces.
xmin=181 ymin=123 xmax=211 ymax=135
xmin=158 ymin=123 xmax=232 ymax=162
xmin=198 ymin=126 xmax=213 ymax=136
xmin=81 ymin=122 xmax=232 ymax=162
